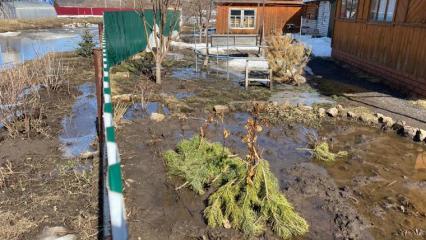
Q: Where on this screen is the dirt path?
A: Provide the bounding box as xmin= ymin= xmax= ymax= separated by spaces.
xmin=308 ymin=58 xmax=426 ymax=130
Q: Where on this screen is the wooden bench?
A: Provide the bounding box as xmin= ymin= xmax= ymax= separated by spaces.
xmin=245 ymin=58 xmax=272 ymax=90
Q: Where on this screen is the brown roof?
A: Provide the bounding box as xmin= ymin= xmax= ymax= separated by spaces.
xmin=215 ymin=0 xmax=303 ymax=4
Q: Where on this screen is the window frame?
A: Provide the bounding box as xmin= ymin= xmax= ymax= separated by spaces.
xmin=339 ymin=0 xmax=359 ymax=20
xmin=228 ymin=8 xmax=257 ymax=29
xmin=369 ymin=0 xmax=398 ymax=23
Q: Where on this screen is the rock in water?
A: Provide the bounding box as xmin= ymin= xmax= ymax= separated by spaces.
xmin=403 ymin=126 xmax=418 ymax=139
xmin=318 ymin=108 xmax=326 ymax=117
xmin=326 ymin=107 xmax=338 ymax=117
xmin=150 ymin=112 xmax=165 ymax=122
xmin=213 ymin=105 xmax=229 ymax=114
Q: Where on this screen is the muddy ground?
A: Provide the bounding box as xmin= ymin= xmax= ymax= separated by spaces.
xmin=0 ymin=53 xmax=99 ymax=239
xmin=112 ymin=50 xmax=426 ymax=239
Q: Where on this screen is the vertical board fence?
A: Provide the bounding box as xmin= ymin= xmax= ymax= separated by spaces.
xmin=98 ymin=10 xmax=180 ymax=239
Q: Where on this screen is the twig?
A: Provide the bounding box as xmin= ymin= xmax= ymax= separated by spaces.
xmin=175 ymin=181 xmax=189 ymax=190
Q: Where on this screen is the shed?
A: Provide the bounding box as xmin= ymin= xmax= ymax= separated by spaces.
xmin=0 ymin=1 xmax=57 ymax=19
xmin=301 ymin=0 xmax=335 ymax=37
xmin=215 ymin=0 xmax=304 ymax=36
xmin=332 ymin=0 xmax=426 ymax=96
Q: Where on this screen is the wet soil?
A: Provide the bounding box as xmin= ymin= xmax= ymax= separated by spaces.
xmin=0 ymin=53 xmax=99 ymax=239
xmin=113 ymin=49 xmax=426 ymax=239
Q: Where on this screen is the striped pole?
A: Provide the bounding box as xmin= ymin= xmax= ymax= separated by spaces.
xmin=102 ymin=35 xmax=128 ymax=240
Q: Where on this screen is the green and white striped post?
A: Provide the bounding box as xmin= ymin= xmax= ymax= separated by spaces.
xmin=102 ymin=35 xmax=128 ymax=240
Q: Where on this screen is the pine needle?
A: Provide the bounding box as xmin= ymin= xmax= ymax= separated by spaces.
xmin=164 ymin=137 xmax=309 ymax=239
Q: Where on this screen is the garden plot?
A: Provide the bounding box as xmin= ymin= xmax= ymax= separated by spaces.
xmin=110 ymin=48 xmax=426 ymax=239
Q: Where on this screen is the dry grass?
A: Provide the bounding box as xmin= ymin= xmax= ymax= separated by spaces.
xmin=266 ymin=34 xmax=310 ymax=85
xmin=0 ymin=17 xmax=102 ymax=33
xmin=0 ymin=54 xmax=71 ymax=137
xmin=0 ymin=211 xmax=37 ymax=240
xmin=114 ymin=101 xmax=130 ymax=127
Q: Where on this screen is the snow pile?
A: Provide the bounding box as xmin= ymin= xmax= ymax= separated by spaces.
xmin=227 ymin=58 xmax=268 ymax=71
xmin=292 ymin=34 xmax=331 ymax=57
xmin=170 ymin=41 xmax=260 ymax=55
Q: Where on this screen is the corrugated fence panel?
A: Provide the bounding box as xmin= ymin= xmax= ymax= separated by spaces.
xmin=104 ymin=10 xmax=180 ymax=66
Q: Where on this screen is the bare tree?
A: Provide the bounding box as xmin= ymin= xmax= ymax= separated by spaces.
xmin=137 ymin=0 xmax=182 ymax=84
xmin=185 ymin=0 xmax=214 ymax=67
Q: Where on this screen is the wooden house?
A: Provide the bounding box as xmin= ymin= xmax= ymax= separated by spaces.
xmin=332 ymin=0 xmax=426 ymax=96
xmin=214 ymin=0 xmax=304 ymax=36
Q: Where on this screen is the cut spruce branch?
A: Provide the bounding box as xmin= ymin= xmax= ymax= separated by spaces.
xmin=164 ymin=137 xmax=309 ymax=239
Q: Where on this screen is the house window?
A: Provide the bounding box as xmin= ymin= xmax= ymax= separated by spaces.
xmin=340 ymin=0 xmax=358 ymax=19
xmin=230 ymin=9 xmax=255 ymax=29
xmin=370 ymin=0 xmax=397 ymax=22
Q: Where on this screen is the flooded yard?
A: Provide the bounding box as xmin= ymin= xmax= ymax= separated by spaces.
xmin=0 ymin=26 xmax=98 ymax=67
xmin=111 ymin=49 xmax=426 ymax=239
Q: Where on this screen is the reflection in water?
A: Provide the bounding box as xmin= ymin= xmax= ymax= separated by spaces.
xmin=60 ymin=82 xmax=97 ymax=158
xmin=0 ymin=27 xmax=98 ymax=67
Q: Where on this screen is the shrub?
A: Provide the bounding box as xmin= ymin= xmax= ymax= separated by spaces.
xmin=266 ymin=34 xmax=310 ymax=85
xmin=77 ymin=29 xmax=95 ymax=57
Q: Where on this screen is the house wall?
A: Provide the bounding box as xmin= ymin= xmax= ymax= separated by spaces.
xmin=215 ymin=4 xmax=303 ymax=35
xmin=332 ymin=0 xmax=426 ymax=96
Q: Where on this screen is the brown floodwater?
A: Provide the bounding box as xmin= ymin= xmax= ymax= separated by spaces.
xmin=119 ymin=108 xmax=426 ymax=239
xmin=319 ymin=125 xmax=426 ymax=239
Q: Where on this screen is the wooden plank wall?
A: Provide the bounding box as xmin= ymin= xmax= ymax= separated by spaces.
xmin=332 ymin=0 xmax=426 ymax=95
xmin=216 ymin=4 xmax=303 ymax=35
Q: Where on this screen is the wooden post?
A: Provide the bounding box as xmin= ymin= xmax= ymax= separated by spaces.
xmin=93 ymin=48 xmax=104 ymax=142
xmin=245 ymin=59 xmax=249 ymax=89
xmin=269 ymin=68 xmax=273 ymax=90
xmin=98 ymin=23 xmax=104 ymax=46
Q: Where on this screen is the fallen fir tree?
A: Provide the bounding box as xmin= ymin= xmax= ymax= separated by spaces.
xmin=164 ymin=115 xmax=309 ymax=239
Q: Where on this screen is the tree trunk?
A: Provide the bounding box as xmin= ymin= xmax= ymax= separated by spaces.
xmin=155 ymin=58 xmax=162 ymax=84
xmin=203 ymin=27 xmax=209 ymax=67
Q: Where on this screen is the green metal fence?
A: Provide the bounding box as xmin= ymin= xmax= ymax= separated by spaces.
xmin=104 ymin=10 xmax=180 ymax=66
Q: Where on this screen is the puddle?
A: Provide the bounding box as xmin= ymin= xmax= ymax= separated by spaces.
xmin=270 ymin=85 xmax=334 ymax=106
xmin=124 ymin=102 xmax=170 ymax=120
xmin=175 ymin=92 xmax=194 ymax=99
xmin=0 ymin=27 xmax=99 ymax=67
xmin=59 ymin=83 xmax=97 ymax=158
xmin=318 ymin=125 xmax=426 ymax=238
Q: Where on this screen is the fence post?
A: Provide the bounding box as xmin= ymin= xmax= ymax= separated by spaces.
xmin=93 ymin=48 xmax=104 ymax=142
xmin=98 ymin=23 xmax=104 ymax=46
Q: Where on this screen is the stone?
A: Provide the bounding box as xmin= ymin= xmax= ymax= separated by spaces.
xmin=358 ymin=113 xmax=378 ymax=124
xmin=375 ymin=113 xmax=384 ymax=119
xmin=80 ymin=151 xmax=97 ymax=159
xmin=213 ymin=105 xmax=229 ymax=114
xmin=347 ymin=111 xmax=357 ymax=118
xmin=417 ymin=129 xmax=426 ymax=142
xmin=318 ymin=108 xmax=326 ymax=117
xmin=381 ymin=116 xmax=394 ymax=127
xmin=326 ymin=107 xmax=338 ymax=117
xmin=392 ymin=120 xmax=406 ymax=131
xmin=298 ymin=104 xmax=313 ymax=111
xmin=403 ymin=126 xmax=418 ymax=139
xmin=336 ymin=104 xmax=344 ymax=111
xmin=37 ymin=226 xmax=77 ymax=240
xmin=294 ymin=74 xmax=306 ymax=84
xmin=150 ymin=112 xmax=165 ymax=122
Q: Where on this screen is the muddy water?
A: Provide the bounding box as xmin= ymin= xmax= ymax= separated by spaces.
xmin=319 ymin=125 xmax=426 ymax=239
xmin=59 ymin=82 xmax=97 ymax=158
xmin=0 ymin=27 xmax=98 ymax=67
xmin=119 ymin=110 xmax=426 ymax=239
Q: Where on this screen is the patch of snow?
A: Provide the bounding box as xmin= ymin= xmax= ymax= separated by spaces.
xmin=293 ymin=34 xmax=332 ymax=57
xmin=304 ymin=66 xmax=314 ymax=76
xmin=0 ymin=31 xmax=21 ymax=37
xmin=227 ymin=58 xmax=269 ymax=71
xmin=170 ymin=41 xmax=260 ymax=55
